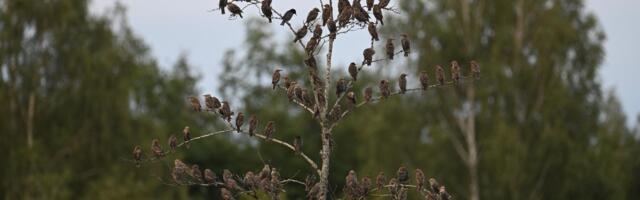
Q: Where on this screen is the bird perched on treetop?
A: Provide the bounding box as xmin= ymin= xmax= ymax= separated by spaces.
xmin=261 ymin=0 xmax=273 ymax=23
xmin=470 ymin=60 xmax=480 ymax=80
xmin=363 ymin=48 xmax=375 ymax=66
xmin=204 ymin=94 xmax=222 ymax=111
xmin=219 ymin=0 xmax=227 ymax=14
xmin=346 ymin=91 xmax=356 ymax=109
xmin=226 ymin=3 xmax=243 ymax=18
xmin=204 ymin=168 xmax=217 ymax=184
xmin=348 ymin=62 xmax=358 ymax=81
xmin=235 ymin=112 xmax=244 ymax=133
xmin=401 ymin=34 xmax=410 ymax=57
xmin=399 ymin=73 xmax=407 ymax=94
xmin=338 ymin=0 xmax=352 ymax=15
xmin=313 ymin=24 xmax=323 ymax=39
xmin=183 ymin=126 xmax=191 ymax=148
xmin=133 ymin=145 xmax=142 ymax=167
xmin=272 ymin=69 xmax=282 ymax=90
xmin=248 ymin=114 xmax=257 ymax=137
xmin=436 ymin=65 xmax=445 ymax=85
xmin=429 ymin=178 xmax=440 ymax=193
xmin=451 ymin=60 xmax=461 ymax=84
xmin=168 ymin=134 xmax=177 ymax=151
xmin=397 ymin=166 xmax=409 ymax=184
xmin=293 ymin=25 xmax=308 ymax=43
xmin=294 ymin=86 xmax=304 ymax=102
xmin=420 ymin=71 xmax=429 ymax=90
xmin=386 ymin=39 xmax=395 ymax=60
xmin=281 ymin=9 xmax=297 ymax=25
xmin=287 ymin=81 xmax=297 ymax=102
xmin=361 ymin=176 xmax=372 ymax=197
xmin=345 ymin=170 xmax=359 ymax=196
xmin=366 ymin=0 xmax=374 ymax=11
xmin=264 ymin=121 xmax=275 ymax=139
xmin=364 ymin=86 xmax=373 ymax=103
xmin=220 ymin=188 xmax=236 ymax=200
xmin=373 ymin=4 xmax=383 ymax=25
xmin=379 ymin=79 xmax=391 ymax=99
xmin=328 ymin=20 xmax=338 ymax=39
xmin=440 ymin=186 xmax=452 ymax=200
xmin=188 ymin=96 xmax=201 ymax=112
xmin=338 ymin=7 xmax=352 ymax=27
xmin=336 ymin=78 xmax=347 ymax=96
xmin=306 ymin=8 xmax=320 ymax=24
xmin=415 ymin=169 xmax=426 ymax=192
xmin=379 ymin=0 xmax=391 ymax=8
xmin=283 ymin=76 xmax=292 ymax=89
xmin=368 ymin=22 xmax=379 ymax=41
xmin=306 ymin=37 xmax=319 ymax=55
xmin=322 ymin=4 xmax=332 ymax=26
xmin=376 ymin=172 xmax=386 ymax=190
xmin=191 ymin=164 xmax=203 ymax=183
xmin=151 ymin=139 xmax=164 ymax=159
xmin=352 ymin=0 xmax=370 ymax=23
xmin=220 ymin=101 xmax=233 ymax=122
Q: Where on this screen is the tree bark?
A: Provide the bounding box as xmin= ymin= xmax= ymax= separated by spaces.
xmin=319 ymin=126 xmax=332 ymax=200
xmin=465 ymin=86 xmax=479 ymax=200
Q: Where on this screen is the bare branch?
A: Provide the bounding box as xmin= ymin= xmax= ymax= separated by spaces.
xmin=277 ymin=85 xmax=315 ymax=114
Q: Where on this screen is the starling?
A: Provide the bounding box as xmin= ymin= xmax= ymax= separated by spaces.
xmin=364 ymin=86 xmax=373 ymax=103
xmin=220 ymin=188 xmax=236 ymax=200
xmin=361 ymin=176 xmax=372 ymax=197
xmin=352 ymin=0 xmax=370 ymax=23
xmin=330 ymin=105 xmax=342 ymax=121
xmin=293 ymin=25 xmax=308 ymax=43
xmin=226 ymin=3 xmax=243 ymax=18
xmin=344 ymin=63 xmax=358 ymax=82
xmin=219 ymin=0 xmax=227 ymax=14
xmin=399 ymin=73 xmax=407 ymax=94
xmin=397 ymin=166 xmax=409 ymax=184
xmin=293 ymin=135 xmax=302 ymax=154
xmin=337 ymin=8 xmax=352 ymax=27
xmin=373 ymin=4 xmax=383 ymax=25
xmin=301 ymin=88 xmax=312 ymax=105
xmin=151 ymin=139 xmax=164 ymax=159
xmin=204 ymin=94 xmax=222 ymax=111
xmin=327 ymin=20 xmax=338 ymax=39
xmin=220 ymin=101 xmax=233 ymax=122
xmin=312 ymin=24 xmax=323 ymax=39
xmin=287 ymin=81 xmax=297 ymax=101
xmin=272 ymin=69 xmax=282 ymax=90
xmin=346 ymin=91 xmax=356 ymax=108
xmin=436 ymin=65 xmax=445 ymax=85
xmin=336 ymin=78 xmax=347 ymax=96
xmin=306 ymin=8 xmax=320 ymax=24
xmin=173 ymin=159 xmax=189 ymax=183
xmin=283 ymin=76 xmax=292 ymax=89
xmin=322 ymin=4 xmax=333 ymax=26
xmin=305 ymin=56 xmax=318 ymax=71
xmin=205 ymin=169 xmax=217 ymax=184
xmin=368 ymin=22 xmax=379 ymax=41
xmin=270 ymin=168 xmax=282 ymax=198
xmin=338 ymin=0 xmax=352 ymax=15
xmin=305 ymin=37 xmax=319 ymax=55
xmin=345 ymin=170 xmax=359 ymax=197
xmin=470 ymin=60 xmax=480 ymax=79
xmin=133 ymin=145 xmax=142 ymax=167
xmin=243 ymin=171 xmax=257 ymax=190
xmin=183 ymin=126 xmax=191 ymax=148
xmin=264 ymin=121 xmax=275 ymax=139
xmin=261 ymin=0 xmax=272 ymax=23
xmin=420 ymin=71 xmax=429 ymax=90
xmin=415 ymin=169 xmax=426 ymax=192
xmin=281 ymin=9 xmax=297 ymax=26
xmin=386 ymin=39 xmax=395 ymax=60
xmin=379 ymin=0 xmax=391 ymax=8
xmin=376 ymin=172 xmax=386 ymax=190
xmin=439 ymin=185 xmax=452 ymax=200
xmin=235 ymin=112 xmax=244 ymax=133
xmin=223 ymin=169 xmax=242 ymax=191
xmin=259 ymin=164 xmax=271 ymax=180
xmin=188 ymin=96 xmax=201 ymax=112
xmin=379 ymin=80 xmax=391 ymax=99
xmin=363 ymin=48 xmax=375 ymax=66
xmin=168 ymin=134 xmax=177 ymax=151
xmin=366 ymin=0 xmax=374 ymax=10
xmin=294 ymin=86 xmax=304 ymax=102
xmin=316 ymin=88 xmax=326 ymax=106
xmin=401 ymin=34 xmax=410 ymax=57
xmin=428 ymin=178 xmax=440 ymax=193
xmin=248 ymin=114 xmax=257 ymax=137
xmin=191 ymin=164 xmax=204 ymax=183
xmin=451 ymin=60 xmax=460 ymax=84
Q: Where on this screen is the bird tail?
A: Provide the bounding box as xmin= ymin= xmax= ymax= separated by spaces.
xmin=239 ymin=13 xmax=243 ymax=18
xmin=380 ymin=20 xmax=384 ymax=26
xmin=404 ymin=51 xmax=409 ymax=57
xmin=268 ymin=18 xmax=272 ymax=23
xmin=221 ymin=8 xmax=225 ymax=15
xmin=281 ymin=21 xmax=286 ymax=26
xmin=272 ymin=84 xmax=276 ymax=90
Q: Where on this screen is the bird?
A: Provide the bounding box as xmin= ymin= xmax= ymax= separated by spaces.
xmin=133 ymin=145 xmax=142 ymax=167
xmin=322 ymin=4 xmax=333 ymax=26
xmin=168 ymin=134 xmax=177 ymax=151
xmin=363 ymin=48 xmax=375 ymax=66
xmin=330 ymin=105 xmax=342 ymax=121
xmin=281 ymin=9 xmax=297 ymax=25
xmin=301 ymin=88 xmax=312 ymax=105
xmin=379 ymin=80 xmax=391 ymax=99
xmin=436 ymin=65 xmax=445 ymax=85
xmin=287 ymin=82 xmax=297 ymax=101
xmin=226 ymin=3 xmax=243 ymax=18
xmin=470 ymin=60 xmax=480 ymax=79
xmin=338 ymin=0 xmax=352 ymax=15
xmin=204 ymin=94 xmax=222 ymax=111
xmin=346 ymin=91 xmax=356 ymax=109
xmin=450 ymin=60 xmax=460 ymax=84
xmin=420 ymin=71 xmax=429 ymax=90
xmin=243 ymin=171 xmax=257 ymax=190
xmin=204 ymin=169 xmax=217 ymax=184
xmin=235 ymin=112 xmax=244 ymax=133
xmin=191 ymin=164 xmax=204 ymax=183
xmin=261 ymin=0 xmax=272 ymax=23
xmin=259 ymin=164 xmax=271 ymax=180
xmin=401 ymin=34 xmax=410 ymax=57
xmin=368 ymin=22 xmax=379 ymax=41
xmin=338 ymin=7 xmax=352 ymax=27
xmin=293 ymin=25 xmax=308 ymax=43
xmin=345 ymin=170 xmax=359 ymax=196
xmin=172 ymin=159 xmax=188 ymax=183
xmin=283 ymin=76 xmax=292 ymax=89
xmin=399 ymin=74 xmax=407 ymax=94
xmin=379 ymin=0 xmax=391 ymax=8
xmin=219 ymin=0 xmax=227 ymax=14
xmin=439 ymin=185 xmax=452 ymax=200
xmin=361 ymin=176 xmax=372 ymax=197
xmin=183 ymin=126 xmax=191 ymax=148
xmin=220 ymin=188 xmax=236 ymax=200
xmin=272 ymin=69 xmax=282 ymax=90
xmin=223 ymin=169 xmax=243 ymax=191
xmin=264 ymin=121 xmax=275 ymax=139
xmin=306 ymin=37 xmax=319 ymax=55
xmin=397 ymin=166 xmax=409 ymax=184
xmin=352 ymin=0 xmax=370 ymax=23
xmin=188 ymin=96 xmax=201 ymax=112
xmin=248 ymin=114 xmax=257 ymax=137
xmin=415 ymin=169 xmax=426 ymax=192
xmin=293 ymin=136 xmax=302 ymax=154
xmin=364 ymin=86 xmax=373 ymax=103
xmin=386 ymin=39 xmax=395 ymax=60
xmin=220 ymin=101 xmax=233 ymax=122
xmin=348 ymin=62 xmax=358 ymax=81
xmin=376 ymin=172 xmax=386 ymax=190
xmin=373 ymin=4 xmax=383 ymax=25
xmin=294 ymin=86 xmax=304 ymax=102
xmin=306 ymin=8 xmax=320 ymax=24
xmin=151 ymin=139 xmax=164 ymax=159
xmin=316 ymin=88 xmax=326 ymax=106
xmin=336 ymin=78 xmax=347 ymax=96
xmin=327 ymin=20 xmax=338 ymax=39
xmin=312 ymin=24 xmax=323 ymax=39
xmin=428 ymin=178 xmax=440 ymax=193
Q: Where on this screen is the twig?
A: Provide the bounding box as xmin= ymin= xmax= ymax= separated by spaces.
xmin=277 ymin=86 xmax=315 ymax=114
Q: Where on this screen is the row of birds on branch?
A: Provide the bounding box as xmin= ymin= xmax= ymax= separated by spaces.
xmin=341 ymin=167 xmax=451 ymax=200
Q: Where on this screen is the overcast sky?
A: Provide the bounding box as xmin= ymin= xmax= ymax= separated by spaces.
xmin=90 ymin=0 xmax=640 ymax=126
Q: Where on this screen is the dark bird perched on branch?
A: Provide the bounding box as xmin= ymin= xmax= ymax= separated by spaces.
xmin=306 ymin=37 xmax=319 ymax=55
xmin=368 ymin=22 xmax=379 ymax=41
xmin=223 ymin=169 xmax=243 ymax=191
xmin=133 ymin=145 xmax=142 ymax=167
xmin=220 ymin=101 xmax=233 ymax=122
xmin=338 ymin=0 xmax=352 ymax=15
xmin=428 ymin=178 xmax=440 ymax=193
xmin=226 ymin=3 xmax=243 ymax=18
xmin=219 ymin=0 xmax=227 ymax=14
xmin=264 ymin=121 xmax=275 ymax=139
xmin=306 ymin=8 xmax=320 ymax=24
xmin=328 ymin=20 xmax=338 ymax=39
xmin=364 ymin=86 xmax=373 ymax=102
xmin=470 ymin=60 xmax=480 ymax=79
xmin=366 ymin=0 xmax=374 ymax=11
xmin=313 ymin=24 xmax=323 ymax=39
xmin=345 ymin=170 xmax=359 ymax=197
xmin=352 ymin=0 xmax=370 ymax=23
xmin=386 ymin=39 xmax=395 ymax=60
xmin=283 ymin=76 xmax=292 ymax=89
xmin=379 ymin=0 xmax=391 ymax=8
xmin=336 ymin=78 xmax=347 ymax=96
xmin=235 ymin=112 xmax=244 ymax=133
xmin=440 ymin=186 xmax=452 ymax=200
xmin=168 ymin=134 xmax=177 ymax=151
xmin=399 ymin=73 xmax=407 ymax=94
xmin=287 ymin=81 xmax=297 ymax=101
xmin=401 ymin=34 xmax=410 ymax=57
xmin=151 ymin=139 xmax=164 ymax=158
xmin=294 ymin=86 xmax=304 ymax=102
xmin=172 ymin=159 xmax=188 ymax=183
xmin=347 ymin=91 xmax=356 ymax=109
xmin=420 ymin=71 xmax=429 ymax=90
xmin=301 ymin=88 xmax=312 ymax=105
xmin=415 ymin=169 xmax=426 ymax=192
xmin=293 ymin=136 xmax=302 ymax=154
xmin=330 ymin=105 xmax=342 ymax=121
xmin=373 ymin=4 xmax=383 ymax=25
xmin=259 ymin=165 xmax=270 ymax=182
xmin=379 ymin=79 xmax=391 ymax=99
xmin=272 ymin=69 xmax=282 ymax=90
xmin=293 ymin=25 xmax=308 ymax=43
xmin=281 ymin=9 xmax=297 ymax=25
xmin=204 ymin=169 xmax=217 ymax=184
xmin=361 ymin=176 xmax=372 ymax=197
xmin=397 ymin=166 xmax=409 ymax=184
xmin=183 ymin=126 xmax=191 ymax=148
xmin=188 ymin=96 xmax=201 ymax=112
xmin=363 ymin=48 xmax=375 ymax=66
xmin=436 ymin=65 xmax=445 ymax=85
xmin=316 ymin=88 xmax=326 ymax=106
xmin=338 ymin=8 xmax=352 ymax=27
xmin=243 ymin=171 xmax=257 ymax=190
xmin=191 ymin=164 xmax=204 ymax=183
xmin=451 ymin=60 xmax=461 ymax=84
xmin=261 ymin=0 xmax=272 ymax=23
xmin=248 ymin=114 xmax=257 ymax=137
xmin=204 ymin=94 xmax=222 ymax=110
xmin=376 ymin=172 xmax=386 ymax=191
xmin=322 ymin=4 xmax=332 ymax=26
xmin=348 ymin=62 xmax=358 ymax=81
xmin=220 ymin=188 xmax=236 ymax=200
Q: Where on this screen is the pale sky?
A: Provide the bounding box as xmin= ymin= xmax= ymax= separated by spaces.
xmin=90 ymin=0 xmax=640 ymax=126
